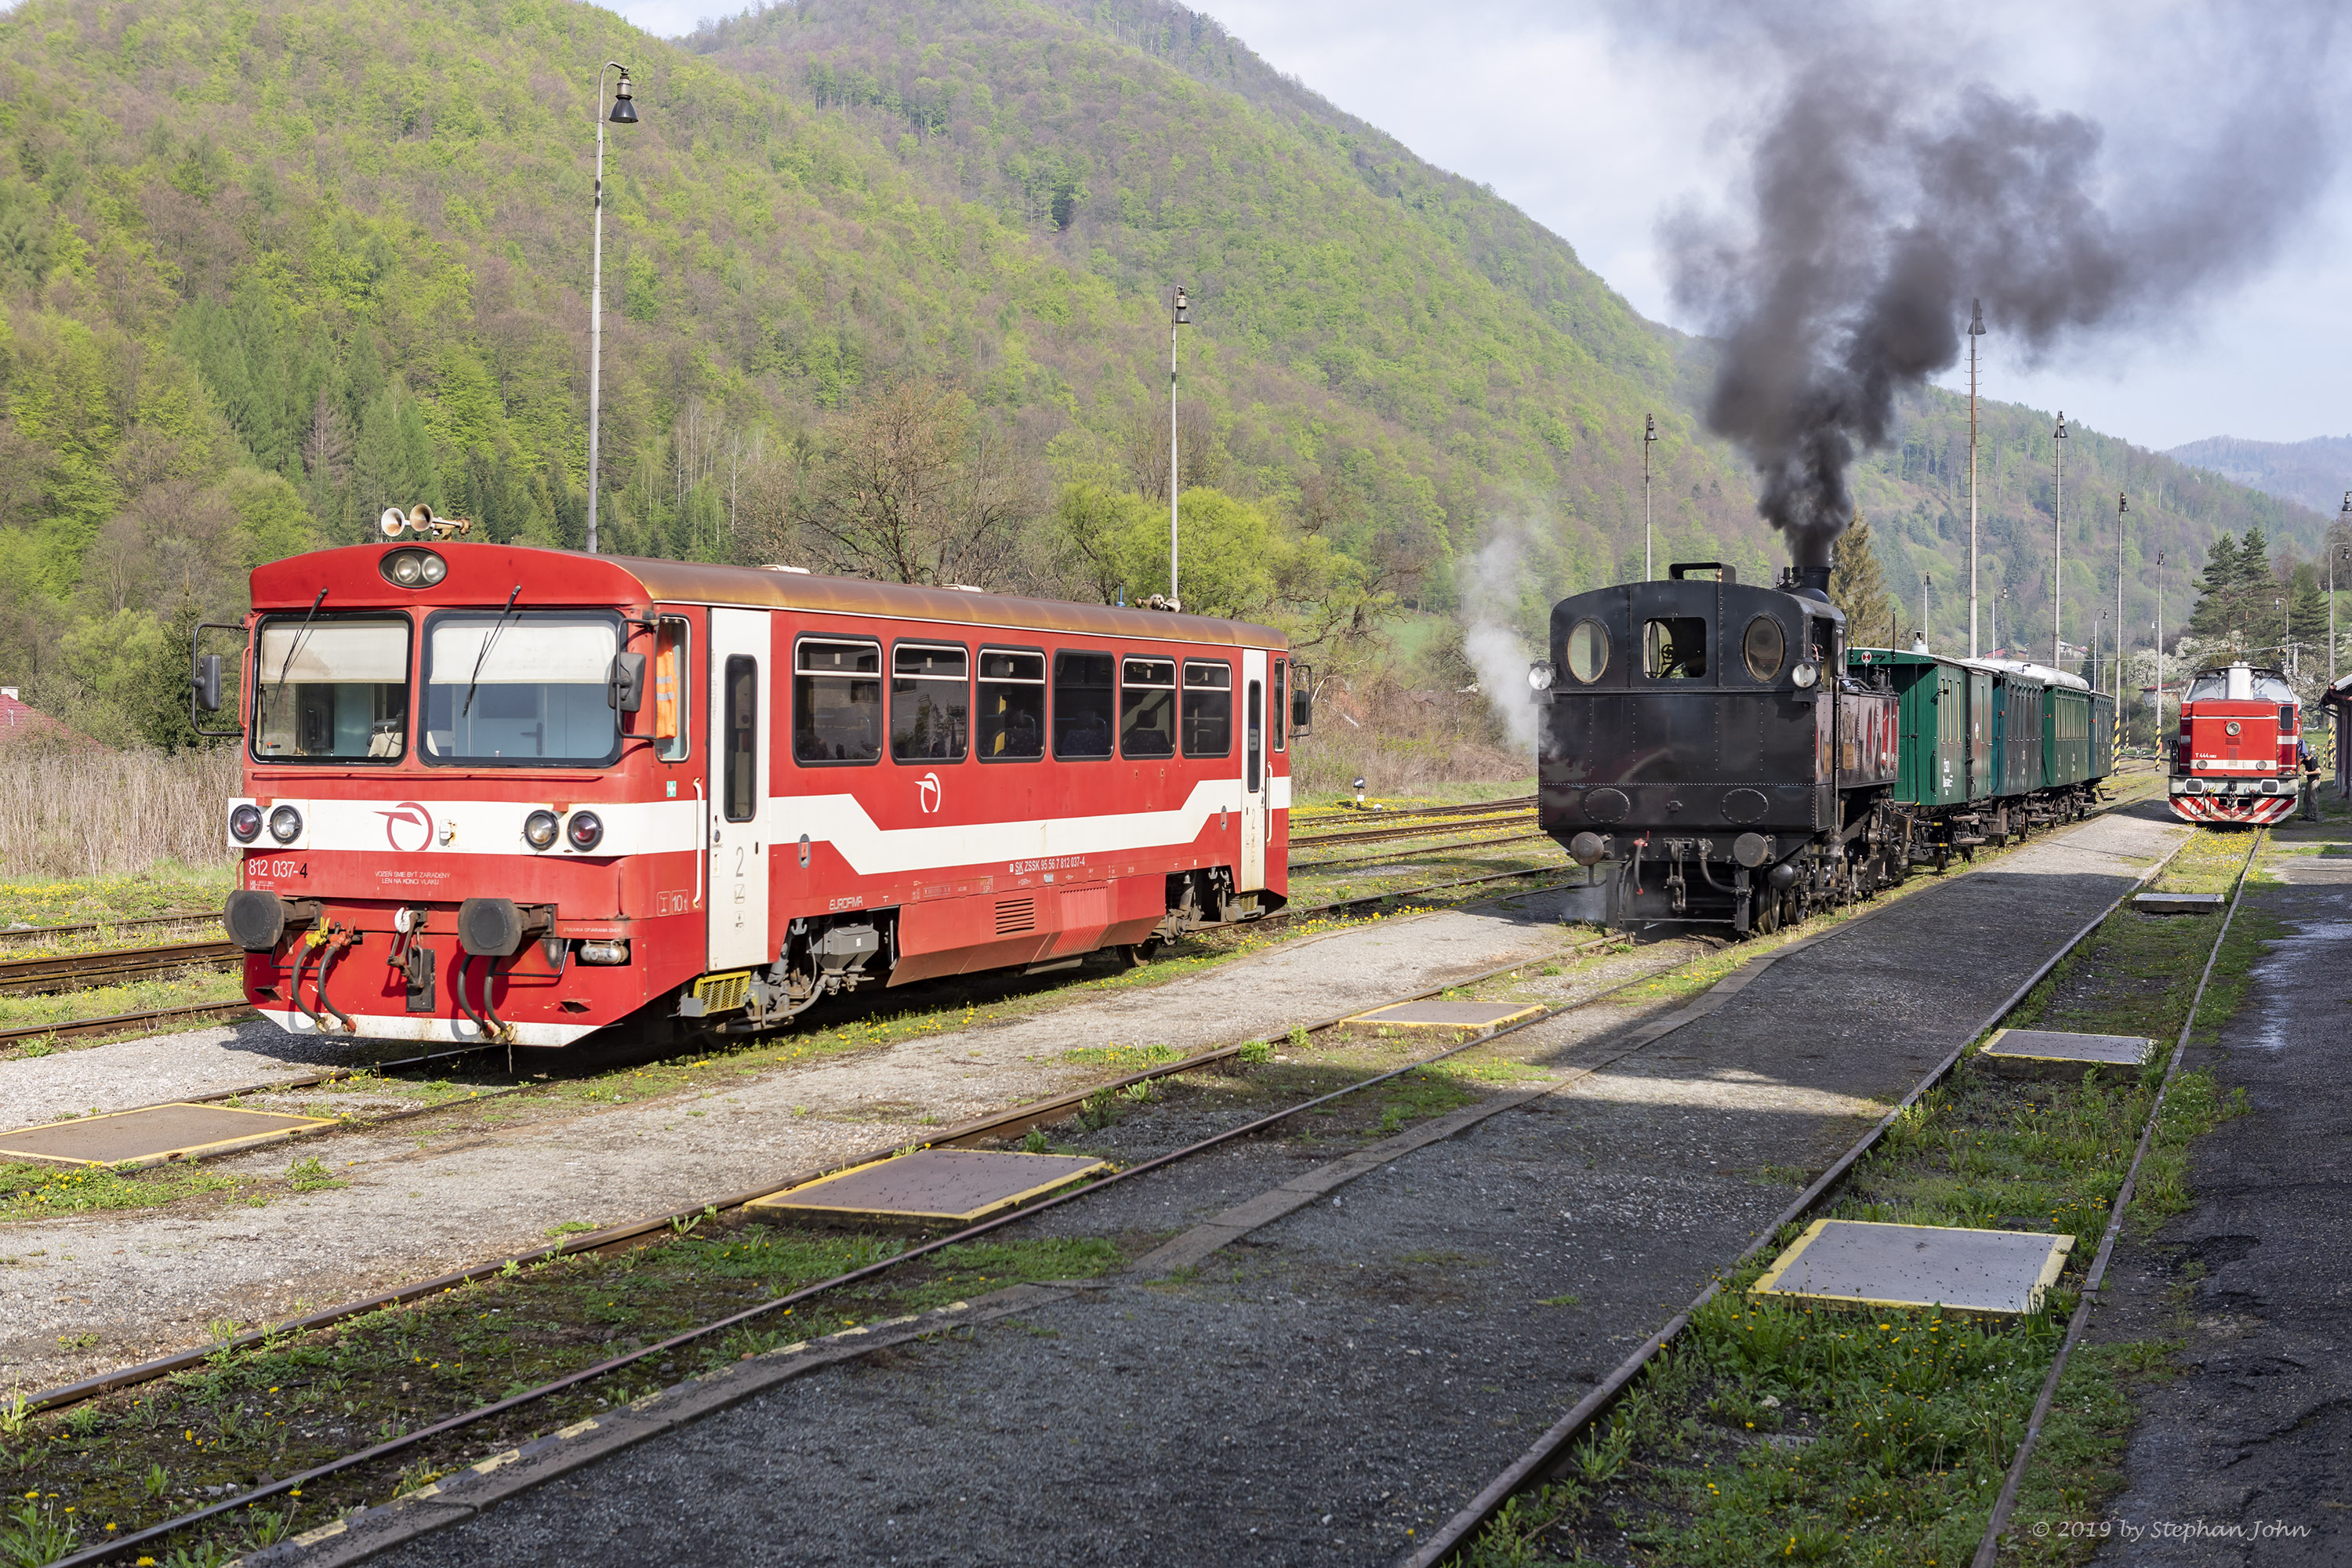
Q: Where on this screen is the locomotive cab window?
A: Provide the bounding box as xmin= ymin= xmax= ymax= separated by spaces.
xmin=1642 ymin=618 xmax=1708 ymax=680
xmin=978 ymin=648 xmax=1045 ymax=760
xmin=891 ymin=643 xmax=968 ymax=763
xmin=1120 ymin=658 xmax=1176 ymax=757
xmin=1741 ymin=616 xmax=1785 ymax=681
xmin=1565 ymin=618 xmax=1609 ymax=684
xmin=1181 ymin=661 xmax=1232 ymax=757
xmin=1052 ymin=651 xmax=1115 ymax=760
xmin=422 ymin=610 xmax=621 ymax=767
xmin=793 ymin=639 xmax=882 ymax=764
xmin=253 ymin=615 xmax=411 ymax=763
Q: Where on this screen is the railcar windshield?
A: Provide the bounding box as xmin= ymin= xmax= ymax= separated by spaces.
xmin=252 ymin=616 xmax=411 ymax=762
xmin=421 ymin=610 xmax=623 ymax=766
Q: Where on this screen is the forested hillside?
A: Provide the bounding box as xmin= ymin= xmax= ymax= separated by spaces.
xmin=0 ymin=0 xmax=2324 ymax=750
xmin=2167 ymin=433 xmax=2352 ymax=517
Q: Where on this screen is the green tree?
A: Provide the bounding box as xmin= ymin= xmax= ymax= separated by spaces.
xmin=1828 ymin=509 xmax=1896 ymax=649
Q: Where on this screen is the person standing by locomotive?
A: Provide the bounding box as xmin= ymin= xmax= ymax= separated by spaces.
xmin=2301 ymin=734 xmax=2323 ymax=821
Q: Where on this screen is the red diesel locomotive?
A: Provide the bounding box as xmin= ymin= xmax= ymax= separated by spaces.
xmin=2168 ymin=661 xmax=2299 ymax=825
xmin=200 ymin=539 xmax=1301 ymax=1052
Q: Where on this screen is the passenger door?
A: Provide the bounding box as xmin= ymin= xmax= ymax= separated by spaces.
xmin=1239 ymin=648 xmax=1268 ymax=891
xmin=707 ymin=608 xmax=771 ymax=972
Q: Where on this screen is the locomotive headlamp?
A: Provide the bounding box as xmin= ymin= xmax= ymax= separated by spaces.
xmin=1791 ymin=661 xmax=1820 ymax=688
xmin=2223 ymin=720 xmax=2241 ymax=737
xmin=524 ymin=810 xmax=561 ymax=851
xmin=267 ymin=805 xmax=303 ymax=844
xmin=380 ymin=548 xmax=448 ymax=589
xmin=566 ymin=810 xmax=605 ymax=851
xmin=1527 ymin=660 xmax=1556 ymax=692
xmin=230 ymin=804 xmax=263 ymax=844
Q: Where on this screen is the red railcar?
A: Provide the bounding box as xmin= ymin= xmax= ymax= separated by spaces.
xmin=2168 ymin=661 xmax=2299 ymax=825
xmin=204 ymin=542 xmax=1298 ymax=1052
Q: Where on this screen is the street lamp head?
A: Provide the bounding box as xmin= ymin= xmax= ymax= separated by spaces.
xmin=1644 ymin=413 xmax=1657 ymax=443
xmin=608 ymin=64 xmax=637 ymax=124
xmin=1173 ymin=285 xmax=1189 ymax=325
xmin=2054 ymin=410 xmax=2067 ymax=441
xmin=1967 ymin=298 xmax=1986 ymax=336
xmin=2117 ymin=492 xmax=2128 ymax=515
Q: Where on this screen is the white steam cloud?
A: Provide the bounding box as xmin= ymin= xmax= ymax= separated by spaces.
xmin=1460 ymin=527 xmax=1544 ymax=756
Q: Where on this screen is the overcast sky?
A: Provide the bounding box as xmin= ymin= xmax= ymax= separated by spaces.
xmin=614 ymin=0 xmax=2350 ymax=455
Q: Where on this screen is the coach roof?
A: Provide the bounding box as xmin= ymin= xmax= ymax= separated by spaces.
xmin=249 ymin=543 xmax=1285 ymax=648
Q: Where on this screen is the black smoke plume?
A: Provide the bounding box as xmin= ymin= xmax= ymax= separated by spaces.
xmin=1668 ymin=27 xmax=2337 ymax=570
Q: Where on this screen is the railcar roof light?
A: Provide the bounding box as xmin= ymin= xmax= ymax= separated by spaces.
xmin=380 ymin=547 xmax=448 ymax=589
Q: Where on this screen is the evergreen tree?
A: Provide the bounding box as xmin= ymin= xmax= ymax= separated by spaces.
xmin=1829 ymin=509 xmax=1897 ymax=648
xmin=2188 ymin=531 xmax=2250 ymax=641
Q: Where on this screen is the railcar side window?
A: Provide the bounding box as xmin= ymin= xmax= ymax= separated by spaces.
xmin=1565 ymin=619 xmax=1608 ymax=683
xmin=1271 ymin=659 xmax=1287 ymax=751
xmin=1741 ymin=616 xmax=1784 ymax=681
xmin=890 ymin=643 xmax=968 ymax=763
xmin=1246 ymin=679 xmax=1263 ymax=793
xmin=723 ymin=655 xmax=757 ymax=822
xmin=978 ymin=648 xmax=1045 ymax=760
xmin=793 ymin=640 xmax=881 ymax=764
xmin=1052 ymin=652 xmax=1116 ymax=760
xmin=253 ymin=616 xmax=411 ymax=763
xmin=1120 ymin=658 xmax=1176 ymax=757
xmin=1642 ymin=618 xmax=1708 ymax=680
xmin=654 ymin=618 xmax=689 ymax=763
xmin=1181 ymin=661 xmax=1233 ymax=757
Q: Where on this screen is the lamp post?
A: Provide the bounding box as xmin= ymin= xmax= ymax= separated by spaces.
xmin=1968 ymin=300 xmax=1984 ymax=655
xmin=2154 ymin=548 xmax=2166 ymax=735
xmin=1922 ymin=572 xmax=1933 ymax=652
xmin=585 ymin=61 xmax=637 ymax=557
xmin=1169 ymin=284 xmax=1189 ymax=604
xmin=2335 ymin=492 xmax=2347 ymax=686
xmin=2115 ymin=492 xmax=2128 ymax=707
xmin=2279 ymin=596 xmax=2290 ymax=683
xmin=2051 ymin=410 xmax=2067 ymax=667
xmin=1643 ymin=414 xmax=1658 ymax=579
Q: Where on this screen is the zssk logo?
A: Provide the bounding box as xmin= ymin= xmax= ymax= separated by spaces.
xmin=379 ymin=803 xmax=434 ymax=852
xmin=917 ymin=771 xmax=942 ymax=815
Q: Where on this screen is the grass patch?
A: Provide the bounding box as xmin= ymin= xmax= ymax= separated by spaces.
xmin=0 ymin=862 xmax=233 ymax=931
xmin=1058 ymin=1043 xmax=1182 ymax=1069
xmin=0 ymin=1160 xmax=243 ymax=1220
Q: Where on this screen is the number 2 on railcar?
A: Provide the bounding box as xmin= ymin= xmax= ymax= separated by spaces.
xmin=193 ymin=539 xmax=1311 ymax=1055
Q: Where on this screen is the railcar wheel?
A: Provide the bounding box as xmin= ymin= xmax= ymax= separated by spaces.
xmin=1933 ymin=847 xmax=1949 ymax=874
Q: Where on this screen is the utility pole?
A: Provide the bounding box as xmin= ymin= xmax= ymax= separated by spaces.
xmin=1968 ymin=300 xmax=1985 ymax=656
xmin=585 ymin=63 xmax=637 ymax=556
xmin=2154 ymin=548 xmax=2166 ymax=736
xmin=2336 ymin=492 xmax=2347 ymax=686
xmin=1922 ymin=572 xmax=1933 ymax=652
xmin=1643 ymin=415 xmax=1658 ymax=579
xmin=2115 ymin=492 xmax=2129 ymax=707
xmin=1168 ymin=285 xmax=1189 ymax=604
xmin=2052 ymin=410 xmax=2067 ymax=668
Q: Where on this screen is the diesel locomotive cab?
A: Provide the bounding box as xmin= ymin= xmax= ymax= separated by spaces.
xmin=1537 ymin=562 xmax=1904 ymax=934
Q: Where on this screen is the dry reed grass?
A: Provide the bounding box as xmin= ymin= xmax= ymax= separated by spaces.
xmin=0 ymin=743 xmax=241 ymax=879
xmin=1291 ymin=677 xmax=1530 ymax=798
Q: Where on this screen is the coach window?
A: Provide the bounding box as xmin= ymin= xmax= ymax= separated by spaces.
xmin=1271 ymin=658 xmax=1287 ymax=751
xmin=1120 ymin=658 xmax=1176 ymax=757
xmin=1181 ymin=660 xmax=1232 ymax=757
xmin=978 ymin=648 xmax=1045 ymax=760
xmin=793 ymin=638 xmax=881 ymax=764
xmin=723 ymin=655 xmax=757 ymax=821
xmin=1642 ymin=617 xmax=1708 ymax=679
xmin=654 ymin=618 xmax=690 ymax=763
xmin=1053 ymin=651 xmax=1115 ymax=760
xmin=891 ymin=643 xmax=968 ymax=763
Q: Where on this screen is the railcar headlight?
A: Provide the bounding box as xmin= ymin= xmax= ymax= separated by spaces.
xmin=267 ymin=805 xmax=303 ymax=844
xmin=1791 ymin=662 xmax=1820 ymax=689
xmin=419 ymin=553 xmax=446 ymax=585
xmin=379 ymin=548 xmax=447 ymax=590
xmin=566 ymin=810 xmax=605 ymax=851
xmin=524 ymin=809 xmax=561 ymax=850
xmin=230 ymin=804 xmax=263 ymax=844
xmin=579 ymin=939 xmax=630 ymax=965
xmin=1526 ymin=660 xmax=1556 ymax=692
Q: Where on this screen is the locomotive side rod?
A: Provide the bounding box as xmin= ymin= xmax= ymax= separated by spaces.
xmin=1399 ymin=823 xmax=2198 ymax=1568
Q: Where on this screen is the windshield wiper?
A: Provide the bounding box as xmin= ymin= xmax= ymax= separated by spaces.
xmin=261 ymin=589 xmax=328 ymax=738
xmin=460 ymin=586 xmax=524 ymax=720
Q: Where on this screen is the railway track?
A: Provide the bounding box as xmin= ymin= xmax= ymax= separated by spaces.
xmin=1404 ymin=827 xmax=2254 ymax=1567
xmin=1288 ymin=805 xmax=1536 ymax=851
xmin=34 ymin=913 xmax=1659 ymax=1567
xmin=0 ymin=935 xmax=241 ymax=996
xmin=0 ymin=909 xmax=220 ymax=944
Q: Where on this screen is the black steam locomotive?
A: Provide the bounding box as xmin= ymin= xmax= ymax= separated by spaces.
xmin=1533 ymin=562 xmax=1911 ymax=934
